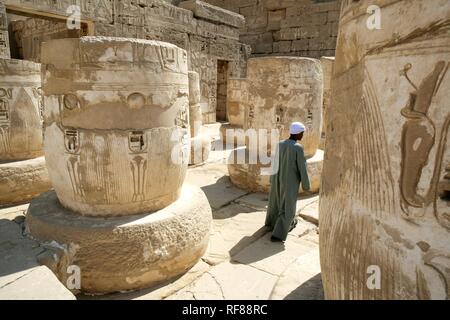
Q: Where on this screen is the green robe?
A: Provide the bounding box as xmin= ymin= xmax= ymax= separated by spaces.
xmin=265 ymin=139 xmax=310 ymax=241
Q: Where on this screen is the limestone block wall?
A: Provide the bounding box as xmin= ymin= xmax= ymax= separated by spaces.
xmin=10 ymin=18 xmax=83 ymax=62
xmin=320 ymin=0 xmax=450 ymax=299
xmin=204 ymin=0 xmax=341 ymax=58
xmin=2 ymin=0 xmax=250 ymax=124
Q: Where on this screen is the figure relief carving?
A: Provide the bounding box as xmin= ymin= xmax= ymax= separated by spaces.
xmin=0 ymin=87 xmax=12 ymax=100
xmin=130 ymin=155 xmax=147 ymax=202
xmin=32 ymin=87 xmax=44 ymax=120
xmin=128 ymin=131 xmax=146 ymax=153
xmin=399 ymin=61 xmax=450 ymax=228
xmin=67 ymin=155 xmax=85 ymax=201
xmin=175 ymin=105 xmax=189 ymax=129
xmin=0 ymin=98 xmax=9 ymax=124
xmin=64 ymin=129 xmax=80 ymax=154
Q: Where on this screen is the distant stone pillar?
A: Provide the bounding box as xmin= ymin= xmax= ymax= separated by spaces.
xmin=0 ymin=60 xmax=42 ymax=161
xmin=188 ymin=71 xmax=211 ymax=165
xmin=220 ymin=78 xmax=247 ymax=147
xmin=320 ymin=0 xmax=450 ymax=299
xmin=0 ymin=7 xmax=50 ymax=206
xmin=227 ymin=57 xmax=324 ymax=194
xmin=27 ymin=37 xmax=212 ymax=294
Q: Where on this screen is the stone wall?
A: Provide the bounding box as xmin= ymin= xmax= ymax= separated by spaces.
xmin=204 ymin=0 xmax=341 ymax=58
xmin=1 ymin=0 xmax=249 ymax=124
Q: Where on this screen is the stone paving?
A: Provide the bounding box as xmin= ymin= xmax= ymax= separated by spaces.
xmin=0 ymin=147 xmax=323 ymax=300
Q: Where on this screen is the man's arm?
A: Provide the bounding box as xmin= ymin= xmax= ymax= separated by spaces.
xmin=296 ymin=145 xmax=310 ymax=191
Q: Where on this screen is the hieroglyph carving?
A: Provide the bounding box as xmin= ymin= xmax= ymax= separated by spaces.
xmin=399 ymin=61 xmax=450 ymax=229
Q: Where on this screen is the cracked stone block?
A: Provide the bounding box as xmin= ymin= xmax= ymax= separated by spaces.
xmin=231 ymin=232 xmax=318 ymax=277
xmin=186 ymin=163 xmax=248 ymax=209
xmin=205 ymin=203 xmax=267 ymax=265
xmin=167 ymin=261 xmax=278 ymax=300
xmin=269 ymin=250 xmax=323 ymax=300
xmin=0 ymin=266 xmax=75 ymax=300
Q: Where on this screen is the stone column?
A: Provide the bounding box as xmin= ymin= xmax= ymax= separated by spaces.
xmin=27 ymin=37 xmax=212 ymax=294
xmin=0 ymin=3 xmax=10 ymax=59
xmin=220 ymin=78 xmax=247 ymax=147
xmin=188 ymin=70 xmax=211 ymax=165
xmin=0 ymin=5 xmax=50 ymax=206
xmin=228 ymin=57 xmax=324 ymax=194
xmin=320 ymin=0 xmax=450 ymax=299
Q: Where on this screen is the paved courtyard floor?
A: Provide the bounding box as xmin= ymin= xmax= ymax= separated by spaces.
xmin=0 ymin=146 xmax=323 ymax=300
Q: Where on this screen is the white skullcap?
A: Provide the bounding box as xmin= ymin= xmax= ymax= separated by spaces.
xmin=290 ymin=122 xmax=306 ymax=135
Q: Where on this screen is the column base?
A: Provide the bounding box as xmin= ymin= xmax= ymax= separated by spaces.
xmin=0 ymin=156 xmax=51 ymax=206
xmin=26 ymin=184 xmax=212 ymax=294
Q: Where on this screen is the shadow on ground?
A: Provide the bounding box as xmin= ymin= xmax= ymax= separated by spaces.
xmin=229 ymin=229 xmax=286 ymax=264
xmin=283 ymin=273 xmax=324 ymax=300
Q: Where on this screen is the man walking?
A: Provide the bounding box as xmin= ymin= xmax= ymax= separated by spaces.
xmin=265 ymin=122 xmax=310 ymax=242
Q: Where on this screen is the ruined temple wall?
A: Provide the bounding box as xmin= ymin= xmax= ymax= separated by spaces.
xmin=204 ymin=0 xmax=341 ymax=58
xmin=2 ymin=0 xmax=249 ymax=124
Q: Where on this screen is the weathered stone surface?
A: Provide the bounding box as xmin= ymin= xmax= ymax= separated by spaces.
xmin=0 ymin=156 xmax=51 ymax=206
xmin=188 ymin=71 xmax=211 ymax=165
xmin=320 ymin=0 xmax=450 ymax=300
xmin=26 ymin=184 xmax=212 ymax=294
xmin=190 ymin=133 xmax=211 ymax=165
xmin=204 ymin=0 xmax=340 ymax=58
xmin=186 ymin=162 xmax=248 ymax=209
xmin=0 ymin=219 xmax=75 ymax=300
xmin=179 ymin=0 xmax=245 ymax=28
xmin=167 ymin=261 xmax=278 ymax=300
xmin=204 ymin=203 xmax=267 ymax=265
xmin=297 ymin=197 xmax=319 ymax=225
xmin=269 ymin=250 xmax=323 ymax=300
xmin=0 ymin=266 xmax=76 ymax=300
xmin=0 ymin=3 xmax=10 ymax=59
xmin=243 ymin=57 xmax=323 ymax=157
xmin=226 ymin=57 xmax=324 ymax=195
xmin=41 ymin=37 xmax=190 ymax=216
xmin=319 ymin=56 xmax=334 ymax=149
xmin=79 ymin=260 xmax=210 ymax=300
xmin=0 ymin=59 xmax=43 ymax=161
xmin=228 ymin=149 xmax=323 ymax=195
xmin=3 ymin=1 xmax=248 ymax=126
xmin=226 ymin=78 xmax=247 ymax=127
xmin=232 ymin=232 xmax=318 ymax=276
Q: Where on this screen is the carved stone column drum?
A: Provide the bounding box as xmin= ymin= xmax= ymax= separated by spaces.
xmin=0 ymin=58 xmax=51 ymax=205
xmin=228 ymin=57 xmax=324 ymax=194
xmin=26 ymin=37 xmax=212 ymax=294
xmin=320 ymin=0 xmax=450 ymax=299
xmin=41 ymin=37 xmax=190 ymax=216
xmin=0 ymin=59 xmax=43 ymax=161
